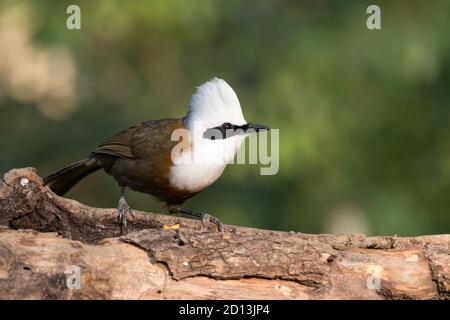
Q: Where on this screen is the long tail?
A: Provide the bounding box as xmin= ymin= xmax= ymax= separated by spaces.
xmin=44 ymin=158 xmax=101 ymax=196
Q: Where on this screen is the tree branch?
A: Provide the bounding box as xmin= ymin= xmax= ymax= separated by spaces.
xmin=0 ymin=168 xmax=448 ymax=299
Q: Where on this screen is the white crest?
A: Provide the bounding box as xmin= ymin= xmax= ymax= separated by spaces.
xmin=184 ymin=77 xmax=246 ymax=130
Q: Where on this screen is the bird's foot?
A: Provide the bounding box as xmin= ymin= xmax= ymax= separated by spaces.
xmin=201 ymin=213 xmax=224 ymax=232
xmin=117 ymin=195 xmax=132 ymax=233
xmin=177 ymin=207 xmax=224 ymax=232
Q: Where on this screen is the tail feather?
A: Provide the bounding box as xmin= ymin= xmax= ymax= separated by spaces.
xmin=44 ymin=158 xmax=101 ymax=196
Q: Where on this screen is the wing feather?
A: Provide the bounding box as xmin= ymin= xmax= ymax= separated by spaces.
xmin=91 ymin=119 xmax=184 ymax=160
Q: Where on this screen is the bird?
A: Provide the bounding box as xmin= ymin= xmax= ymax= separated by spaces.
xmin=44 ymin=77 xmax=269 ymax=232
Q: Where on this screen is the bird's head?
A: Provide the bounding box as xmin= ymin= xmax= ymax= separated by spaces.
xmin=184 ymin=77 xmax=269 ymax=141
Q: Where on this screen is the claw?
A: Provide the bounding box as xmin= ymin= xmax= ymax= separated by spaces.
xmin=202 ymin=213 xmax=224 ymax=232
xmin=177 ymin=207 xmax=224 ymax=232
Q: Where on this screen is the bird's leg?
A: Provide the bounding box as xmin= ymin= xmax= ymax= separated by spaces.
xmin=177 ymin=207 xmax=224 ymax=232
xmin=117 ymin=185 xmax=132 ymax=233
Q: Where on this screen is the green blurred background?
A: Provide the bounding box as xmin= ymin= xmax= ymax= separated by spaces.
xmin=1 ymin=0 xmax=449 ymax=236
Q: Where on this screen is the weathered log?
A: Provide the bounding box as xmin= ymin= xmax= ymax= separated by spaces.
xmin=0 ymin=168 xmax=448 ymax=299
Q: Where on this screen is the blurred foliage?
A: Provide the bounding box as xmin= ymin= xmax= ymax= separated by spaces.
xmin=1 ymin=0 xmax=449 ymax=235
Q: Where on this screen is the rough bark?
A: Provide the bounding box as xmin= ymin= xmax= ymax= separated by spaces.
xmin=0 ymin=167 xmax=448 ymax=299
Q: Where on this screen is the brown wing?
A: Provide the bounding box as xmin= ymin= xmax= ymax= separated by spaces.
xmin=91 ymin=119 xmax=184 ymax=161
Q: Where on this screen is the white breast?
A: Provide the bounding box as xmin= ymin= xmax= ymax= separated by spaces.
xmin=169 ymin=162 xmax=226 ymax=193
xmin=168 ymin=134 xmax=244 ymax=192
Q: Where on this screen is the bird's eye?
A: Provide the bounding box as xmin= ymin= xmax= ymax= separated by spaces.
xmin=222 ymin=122 xmax=233 ymax=130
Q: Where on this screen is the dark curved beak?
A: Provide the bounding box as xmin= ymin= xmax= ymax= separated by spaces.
xmin=244 ymin=123 xmax=270 ymax=132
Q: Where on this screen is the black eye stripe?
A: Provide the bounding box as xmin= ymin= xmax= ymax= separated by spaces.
xmin=222 ymin=122 xmax=232 ymax=129
xmin=203 ymin=123 xmax=248 ymax=140
xmin=203 ymin=122 xmax=267 ymax=140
